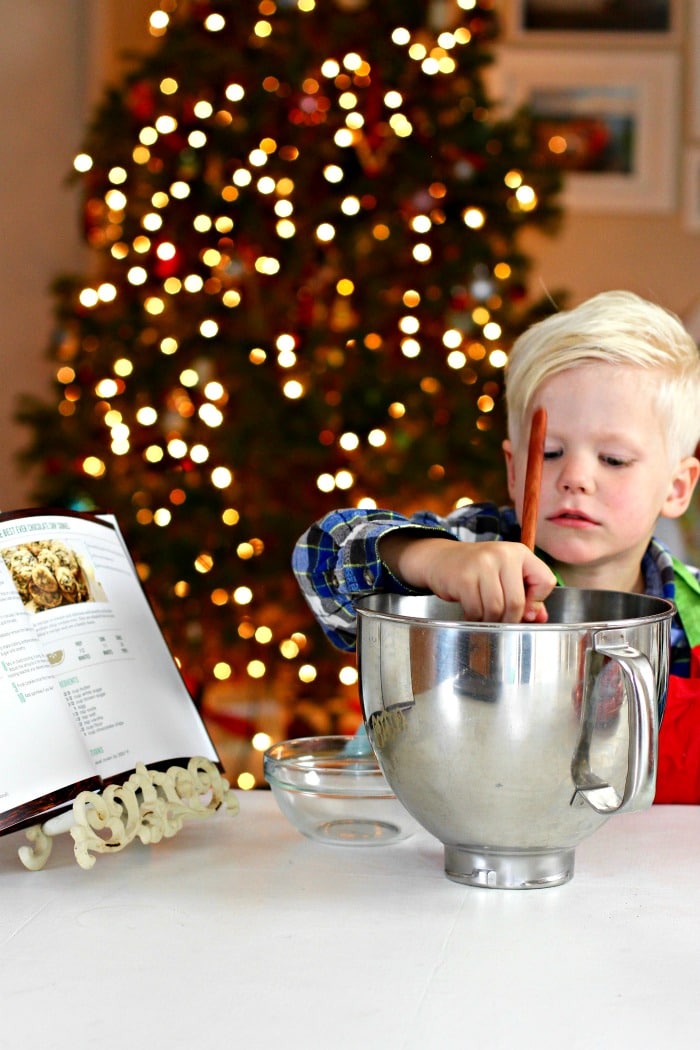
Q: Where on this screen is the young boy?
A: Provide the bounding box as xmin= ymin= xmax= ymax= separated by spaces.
xmin=292 ymin=290 xmax=700 ymax=801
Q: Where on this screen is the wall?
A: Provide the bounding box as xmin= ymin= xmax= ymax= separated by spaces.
xmin=0 ymin=1 xmax=86 ymax=511
xmin=521 ymin=212 xmax=700 ymax=323
xmin=0 ymin=0 xmax=698 ymax=510
xmin=0 ymin=0 xmax=153 ymax=512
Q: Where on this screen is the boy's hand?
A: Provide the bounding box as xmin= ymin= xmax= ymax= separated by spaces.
xmin=379 ymin=535 xmax=557 ymax=624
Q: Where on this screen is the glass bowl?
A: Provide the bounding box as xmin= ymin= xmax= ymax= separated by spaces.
xmin=263 ymin=735 xmax=418 ymax=846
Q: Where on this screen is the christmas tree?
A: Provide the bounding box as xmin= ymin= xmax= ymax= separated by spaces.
xmin=18 ymin=0 xmax=562 ymax=783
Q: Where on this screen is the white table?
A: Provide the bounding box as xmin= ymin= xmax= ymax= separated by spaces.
xmin=1 ymin=793 xmax=699 ymax=1050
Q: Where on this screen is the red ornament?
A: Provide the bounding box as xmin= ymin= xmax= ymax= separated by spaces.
xmin=153 ymin=242 xmax=183 ymax=278
xmin=127 ymin=81 xmax=157 ymax=122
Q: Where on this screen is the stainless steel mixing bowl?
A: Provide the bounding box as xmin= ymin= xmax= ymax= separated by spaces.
xmin=356 ymin=589 xmax=673 ymax=889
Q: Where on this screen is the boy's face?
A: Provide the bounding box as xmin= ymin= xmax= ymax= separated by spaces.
xmin=502 ymin=363 xmax=699 ymax=590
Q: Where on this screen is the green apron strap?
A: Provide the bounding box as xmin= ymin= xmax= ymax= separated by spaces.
xmin=671 ymin=555 xmax=700 ymax=651
xmin=550 ymin=565 xmax=565 ymax=588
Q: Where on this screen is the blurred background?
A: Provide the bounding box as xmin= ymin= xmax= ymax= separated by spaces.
xmin=1 ymin=0 xmax=698 ymax=787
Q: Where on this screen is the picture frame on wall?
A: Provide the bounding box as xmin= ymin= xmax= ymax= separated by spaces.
xmin=493 ymin=49 xmax=680 ymax=213
xmin=691 ymin=0 xmax=700 ymax=138
xmin=505 ymin=0 xmax=681 ymax=45
xmin=683 ymin=148 xmax=700 ymax=234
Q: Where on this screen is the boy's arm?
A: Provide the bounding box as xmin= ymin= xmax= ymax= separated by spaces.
xmin=292 ymin=503 xmax=556 ymax=648
xmin=292 ymin=507 xmax=456 ymax=650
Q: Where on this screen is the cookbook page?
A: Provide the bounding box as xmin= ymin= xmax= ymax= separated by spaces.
xmin=0 ymin=510 xmax=218 ymax=787
xmin=0 ymin=516 xmax=101 ymax=833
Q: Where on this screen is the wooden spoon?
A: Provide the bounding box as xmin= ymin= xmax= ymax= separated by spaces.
xmin=520 ymin=406 xmax=547 ymax=552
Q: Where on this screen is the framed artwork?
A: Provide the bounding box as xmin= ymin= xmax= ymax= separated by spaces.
xmin=683 ymin=148 xmax=700 ymax=233
xmin=493 ymin=49 xmax=680 ymax=213
xmin=505 ymin=0 xmax=682 ymax=45
xmin=691 ymin=1 xmax=700 ymax=138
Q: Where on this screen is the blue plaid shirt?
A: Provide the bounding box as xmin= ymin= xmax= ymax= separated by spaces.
xmin=292 ymin=502 xmax=698 ymax=676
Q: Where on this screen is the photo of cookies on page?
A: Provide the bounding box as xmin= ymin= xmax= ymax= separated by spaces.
xmin=1 ymin=539 xmax=95 ymax=613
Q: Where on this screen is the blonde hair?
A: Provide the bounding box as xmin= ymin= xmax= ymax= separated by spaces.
xmin=505 ymin=290 xmax=700 ymax=463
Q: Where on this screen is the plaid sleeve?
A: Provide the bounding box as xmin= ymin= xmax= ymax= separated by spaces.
xmin=292 ymin=503 xmax=512 ymax=650
xmin=291 ymin=508 xmax=445 ymax=650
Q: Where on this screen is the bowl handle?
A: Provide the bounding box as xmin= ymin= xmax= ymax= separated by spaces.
xmin=571 ymin=630 xmax=658 ymax=815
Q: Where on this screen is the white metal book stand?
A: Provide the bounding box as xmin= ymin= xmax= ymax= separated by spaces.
xmin=17 ymin=757 xmax=238 ymax=870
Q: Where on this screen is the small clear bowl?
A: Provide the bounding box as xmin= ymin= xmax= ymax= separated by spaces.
xmin=263 ymin=735 xmax=418 ymax=846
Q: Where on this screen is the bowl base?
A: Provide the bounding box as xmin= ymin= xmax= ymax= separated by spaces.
xmin=307 ymin=818 xmax=407 ymax=846
xmin=444 ymin=845 xmax=575 ymax=889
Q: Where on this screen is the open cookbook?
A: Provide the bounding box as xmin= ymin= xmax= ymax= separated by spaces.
xmin=0 ymin=508 xmax=219 ymax=835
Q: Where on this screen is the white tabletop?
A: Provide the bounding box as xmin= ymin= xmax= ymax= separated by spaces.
xmin=2 ymin=793 xmax=699 ymax=1050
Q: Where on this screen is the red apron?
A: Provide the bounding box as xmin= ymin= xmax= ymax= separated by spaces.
xmin=654 ymin=559 xmax=700 ymax=804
